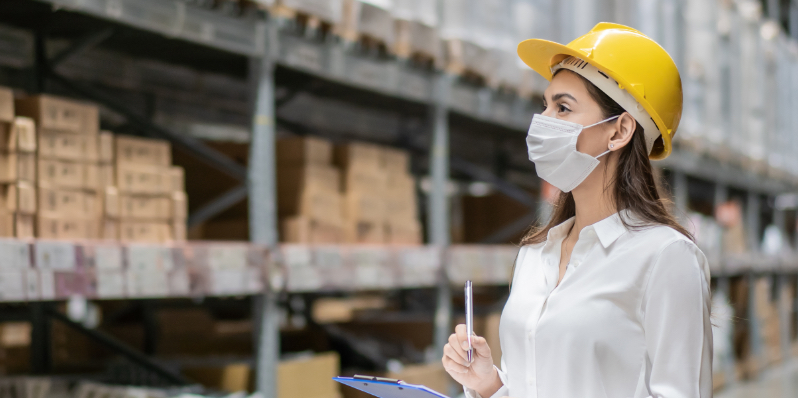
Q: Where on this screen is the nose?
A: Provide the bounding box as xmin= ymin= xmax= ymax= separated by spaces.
xmin=541 ymin=105 xmax=556 ymax=118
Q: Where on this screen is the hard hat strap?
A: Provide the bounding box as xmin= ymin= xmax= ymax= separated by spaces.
xmin=552 ymin=57 xmax=660 ymax=155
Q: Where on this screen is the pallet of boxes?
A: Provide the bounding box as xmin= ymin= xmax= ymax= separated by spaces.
xmin=15 ymin=94 xmax=101 ymax=239
xmin=0 ymin=88 xmax=36 ymax=237
xmin=110 ymin=135 xmax=187 ymax=242
xmin=278 ymin=136 xmax=345 ymax=244
xmin=335 ymin=142 xmax=421 ymax=244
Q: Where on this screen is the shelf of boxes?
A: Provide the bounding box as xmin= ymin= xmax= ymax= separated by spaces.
xmin=0 ymin=238 xmax=795 ymax=303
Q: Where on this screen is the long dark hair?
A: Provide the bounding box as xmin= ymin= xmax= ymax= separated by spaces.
xmin=520 ymin=70 xmax=692 ymax=245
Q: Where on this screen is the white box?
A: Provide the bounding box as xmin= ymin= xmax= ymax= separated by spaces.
xmin=38 ymin=269 xmax=55 ymax=300
xmin=206 ymin=245 xmax=249 ymax=270
xmin=95 ymin=245 xmax=123 ymax=270
xmin=0 ymin=239 xmax=31 ymax=271
xmin=34 ymin=241 xmax=76 ymax=271
xmin=126 ymin=244 xmax=174 ymax=272
xmin=0 ymin=271 xmax=26 ymax=301
xmin=96 ymin=269 xmax=126 ymax=298
xmin=126 ymin=269 xmax=169 ymax=298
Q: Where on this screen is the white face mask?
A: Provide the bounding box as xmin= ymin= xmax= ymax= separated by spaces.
xmin=526 ymin=113 xmax=619 ymax=192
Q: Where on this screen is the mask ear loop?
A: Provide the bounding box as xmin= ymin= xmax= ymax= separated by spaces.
xmin=585 ymin=114 xmax=621 ymax=159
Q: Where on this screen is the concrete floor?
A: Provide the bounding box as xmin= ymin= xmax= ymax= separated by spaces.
xmin=715 ymin=359 xmax=798 ymax=398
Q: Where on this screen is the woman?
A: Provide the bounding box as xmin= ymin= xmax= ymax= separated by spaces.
xmin=442 ymin=23 xmax=712 ymax=398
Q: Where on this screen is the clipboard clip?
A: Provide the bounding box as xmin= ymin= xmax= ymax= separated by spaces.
xmin=353 ymin=375 xmax=404 ymax=384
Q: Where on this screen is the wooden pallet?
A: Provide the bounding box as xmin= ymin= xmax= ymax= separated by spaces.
xmin=445 ymin=39 xmax=490 ymax=85
xmin=337 ymin=0 xmax=394 ymax=57
xmin=393 ymin=19 xmax=442 ymax=70
xmin=254 ymin=2 xmax=338 ymax=38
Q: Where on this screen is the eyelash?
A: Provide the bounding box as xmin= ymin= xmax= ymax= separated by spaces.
xmin=543 ymin=101 xmax=570 ymax=113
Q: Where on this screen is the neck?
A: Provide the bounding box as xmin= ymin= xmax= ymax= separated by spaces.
xmin=568 ymin=158 xmax=617 ymax=238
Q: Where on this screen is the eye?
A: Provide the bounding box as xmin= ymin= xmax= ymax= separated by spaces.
xmin=558 ymin=103 xmax=571 ymax=113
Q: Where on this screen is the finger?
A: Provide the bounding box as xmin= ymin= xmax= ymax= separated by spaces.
xmin=443 ymin=343 xmax=470 ymax=367
xmin=448 ymin=333 xmax=468 ymax=361
xmin=442 ymin=354 xmax=469 ymax=374
xmin=472 ymin=335 xmax=492 ymax=358
xmin=455 ymin=324 xmax=471 ymax=350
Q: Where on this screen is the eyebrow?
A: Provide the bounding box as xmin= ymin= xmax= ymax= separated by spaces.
xmin=551 ymin=93 xmax=577 ymax=102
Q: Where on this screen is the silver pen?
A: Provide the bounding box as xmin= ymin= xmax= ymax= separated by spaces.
xmin=465 ymin=280 xmax=474 ymax=363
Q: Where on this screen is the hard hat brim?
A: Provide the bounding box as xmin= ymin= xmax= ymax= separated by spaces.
xmin=517 ymin=38 xmax=672 ymax=160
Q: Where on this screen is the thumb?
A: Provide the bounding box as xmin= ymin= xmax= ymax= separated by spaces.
xmin=472 ymin=335 xmax=492 ymax=358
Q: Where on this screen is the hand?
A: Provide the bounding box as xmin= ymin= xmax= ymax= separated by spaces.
xmin=441 ymin=324 xmax=502 ymax=397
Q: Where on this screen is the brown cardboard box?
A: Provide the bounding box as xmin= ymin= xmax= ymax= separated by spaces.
xmin=37 ymin=216 xmax=100 ymax=239
xmin=0 ymin=213 xmax=34 ymax=238
xmin=334 ymin=142 xmax=382 ymax=169
xmin=385 ymin=172 xmax=415 ymax=193
xmin=38 ymin=129 xmax=99 ymax=161
xmin=0 ymin=182 xmax=36 ymax=214
xmin=169 ymin=166 xmax=185 ymax=192
xmin=385 ymin=220 xmax=422 ymax=245
xmin=0 ymin=86 xmax=13 ymax=122
xmin=172 ymin=191 xmax=188 ymax=220
xmin=278 ymin=352 xmax=341 ymax=398
xmin=278 ymin=164 xmax=341 ymax=194
xmin=281 ymin=216 xmax=345 ymax=244
xmin=38 ymin=159 xmax=99 ymax=190
xmin=116 ymin=164 xmax=171 ymax=194
xmin=279 ymin=186 xmax=344 ymax=225
xmin=15 ymin=95 xmax=99 ymax=135
xmin=386 ymin=363 xmax=452 ymax=395
xmin=101 ymin=218 xmax=119 ymax=240
xmin=384 ymin=193 xmax=417 ymax=223
xmin=184 ymin=364 xmax=252 ymax=393
xmin=381 ymin=147 xmax=410 ymax=173
xmin=103 ymin=186 xmax=119 ymax=218
xmin=341 ymin=168 xmax=386 ymax=193
xmin=38 ymin=188 xmax=99 ymax=218
xmin=343 ymin=191 xmax=384 ymax=222
xmin=98 ymin=131 xmax=114 ymax=163
xmin=0 ymin=153 xmax=35 ymax=183
xmin=119 ymin=221 xmax=172 ymax=242
xmin=119 ymin=195 xmax=172 ymax=220
xmin=277 ymin=136 xmax=333 ymax=165
xmin=172 ymin=219 xmax=187 ymax=241
xmin=115 ymin=135 xmax=172 ymax=166
xmin=0 ymin=117 xmax=36 ymax=152
xmin=344 ymin=220 xmax=385 ymax=244
xmin=100 ymin=163 xmax=115 ymax=187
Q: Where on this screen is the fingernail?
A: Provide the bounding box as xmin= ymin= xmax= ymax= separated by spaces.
xmin=461 ymin=342 xmax=468 ymax=349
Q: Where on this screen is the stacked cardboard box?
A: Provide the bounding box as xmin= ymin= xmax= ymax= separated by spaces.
xmin=335 ymin=142 xmax=387 ymax=244
xmin=15 ymin=94 xmax=100 ymax=239
xmin=97 ymin=131 xmax=119 ymax=239
xmin=278 ymin=136 xmax=345 ymax=244
xmin=113 ymin=136 xmax=187 ymax=242
xmin=0 ymin=106 xmax=37 ymax=238
xmin=380 ymin=147 xmax=421 ymax=244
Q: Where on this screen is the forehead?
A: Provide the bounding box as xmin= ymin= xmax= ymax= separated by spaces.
xmin=544 ymin=70 xmax=590 ymax=99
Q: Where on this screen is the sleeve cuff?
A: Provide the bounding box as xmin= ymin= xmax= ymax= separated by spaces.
xmin=462 ymin=366 xmax=508 ymax=398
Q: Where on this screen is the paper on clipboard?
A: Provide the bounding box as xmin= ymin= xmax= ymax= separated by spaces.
xmin=334 ymin=376 xmax=450 ymax=398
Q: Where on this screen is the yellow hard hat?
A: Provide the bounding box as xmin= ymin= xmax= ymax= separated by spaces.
xmin=517 ymin=22 xmax=682 ymax=160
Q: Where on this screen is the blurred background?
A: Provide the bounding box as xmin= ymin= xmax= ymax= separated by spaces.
xmin=0 ymin=0 xmax=796 ymax=397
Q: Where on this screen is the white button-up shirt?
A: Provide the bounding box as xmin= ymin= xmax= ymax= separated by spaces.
xmin=465 ymin=210 xmax=713 ymax=398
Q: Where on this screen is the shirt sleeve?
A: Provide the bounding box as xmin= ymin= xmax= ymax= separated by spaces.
xmin=641 ymin=239 xmax=713 ymax=397
xmin=463 ymin=359 xmax=510 ymax=398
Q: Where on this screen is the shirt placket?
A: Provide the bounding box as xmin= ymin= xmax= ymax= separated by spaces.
xmin=526 ymin=227 xmax=599 ymax=397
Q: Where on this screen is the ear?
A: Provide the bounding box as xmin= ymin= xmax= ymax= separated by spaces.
xmin=607 ymin=113 xmax=636 ymax=151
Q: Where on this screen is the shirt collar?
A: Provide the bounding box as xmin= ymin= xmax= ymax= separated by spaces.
xmin=546 ymin=216 xmax=575 ymax=242
xmin=592 ymin=209 xmax=635 ymax=248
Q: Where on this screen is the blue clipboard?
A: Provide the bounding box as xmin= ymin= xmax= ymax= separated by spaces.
xmin=333 ymin=375 xmax=451 ymax=398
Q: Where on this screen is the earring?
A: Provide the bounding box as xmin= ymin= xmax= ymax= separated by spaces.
xmin=609 ymin=143 xmax=615 ymax=149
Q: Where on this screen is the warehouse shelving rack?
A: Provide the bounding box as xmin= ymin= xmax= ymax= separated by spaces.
xmin=0 ymin=0 xmax=796 ymax=396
